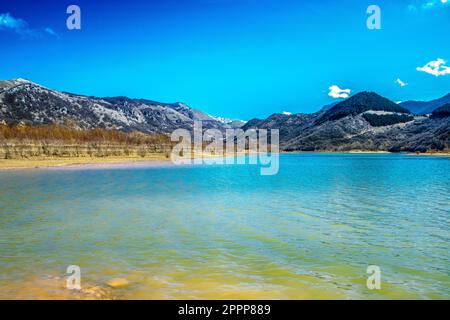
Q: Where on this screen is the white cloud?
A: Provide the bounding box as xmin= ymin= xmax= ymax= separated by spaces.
xmin=416 ymin=58 xmax=450 ymax=77
xmin=408 ymin=0 xmax=450 ymax=11
xmin=0 ymin=12 xmax=58 ymax=38
xmin=282 ymin=111 xmax=292 ymax=116
xmin=395 ymin=78 xmax=408 ymax=87
xmin=45 ymin=27 xmax=59 ymax=38
xmin=0 ymin=12 xmax=28 ymax=34
xmin=328 ymin=85 xmax=351 ymax=99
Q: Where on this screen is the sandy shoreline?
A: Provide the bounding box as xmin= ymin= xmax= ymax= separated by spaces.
xmin=284 ymin=150 xmax=450 ymax=156
xmin=407 ymin=152 xmax=450 ymax=157
xmin=0 ymin=154 xmax=172 ymax=171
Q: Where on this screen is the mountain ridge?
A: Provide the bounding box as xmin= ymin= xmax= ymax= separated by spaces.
xmin=316 ymin=92 xmax=410 ymax=125
xmin=0 ymin=78 xmax=244 ymax=134
xmin=243 ymin=92 xmax=449 ymax=152
xmin=1 ymin=79 xmax=449 ymax=153
xmin=400 ymin=93 xmax=450 ymax=115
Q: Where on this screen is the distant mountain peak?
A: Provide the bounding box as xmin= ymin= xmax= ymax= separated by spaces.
xmin=342 ymin=91 xmax=392 ymax=102
xmin=0 ymin=78 xmax=49 ymax=91
xmin=12 ymin=78 xmax=44 ymax=88
xmin=13 ymin=78 xmax=32 ymax=83
xmin=316 ymin=91 xmax=410 ymax=124
xmin=0 ymin=78 xmax=233 ymax=133
xmin=400 ymin=92 xmax=450 ymax=115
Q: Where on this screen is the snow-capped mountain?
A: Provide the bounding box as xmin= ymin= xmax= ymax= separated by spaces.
xmin=0 ymin=78 xmax=243 ymax=133
xmin=208 ymin=115 xmax=247 ymax=128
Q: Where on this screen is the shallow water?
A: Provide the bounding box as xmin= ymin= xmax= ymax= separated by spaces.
xmin=0 ymin=154 xmax=449 ymax=299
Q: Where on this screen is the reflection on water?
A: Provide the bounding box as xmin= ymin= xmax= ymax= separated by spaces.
xmin=0 ymin=154 xmax=449 ymax=299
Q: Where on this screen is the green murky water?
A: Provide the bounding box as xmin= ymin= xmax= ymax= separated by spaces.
xmin=0 ymin=154 xmax=449 ymax=299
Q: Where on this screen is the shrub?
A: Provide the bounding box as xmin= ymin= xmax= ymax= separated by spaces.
xmin=362 ymin=113 xmax=414 ymax=127
xmin=0 ymin=123 xmax=170 ymax=145
xmin=431 ymin=104 xmax=450 ymax=119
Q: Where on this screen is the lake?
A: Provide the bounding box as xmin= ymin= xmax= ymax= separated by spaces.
xmin=0 ymin=153 xmax=449 ymax=299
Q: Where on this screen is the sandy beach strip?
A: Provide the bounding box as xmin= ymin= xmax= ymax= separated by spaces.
xmin=0 ymin=154 xmax=172 ymax=171
xmin=0 ymin=153 xmax=242 ymax=171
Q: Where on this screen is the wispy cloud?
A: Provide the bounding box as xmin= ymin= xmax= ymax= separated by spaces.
xmin=44 ymin=27 xmax=60 ymax=38
xmin=395 ymin=78 xmax=408 ymax=87
xmin=328 ymin=85 xmax=351 ymax=99
xmin=0 ymin=12 xmax=59 ymax=38
xmin=416 ymin=58 xmax=450 ymax=76
xmin=0 ymin=12 xmax=30 ymax=35
xmin=408 ymin=0 xmax=449 ymax=11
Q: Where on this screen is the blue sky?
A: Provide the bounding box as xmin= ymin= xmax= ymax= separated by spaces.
xmin=1 ymin=0 xmax=449 ymax=120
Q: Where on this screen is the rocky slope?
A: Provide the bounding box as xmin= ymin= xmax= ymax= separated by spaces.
xmin=431 ymin=104 xmax=450 ymax=119
xmin=243 ymin=92 xmax=450 ymax=152
xmin=0 ymin=78 xmax=243 ymax=134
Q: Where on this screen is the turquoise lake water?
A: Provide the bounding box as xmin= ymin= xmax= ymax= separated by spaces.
xmin=0 ymin=153 xmax=449 ymax=299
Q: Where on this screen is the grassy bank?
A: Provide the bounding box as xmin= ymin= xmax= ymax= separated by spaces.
xmin=0 ymin=124 xmax=173 ymax=169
